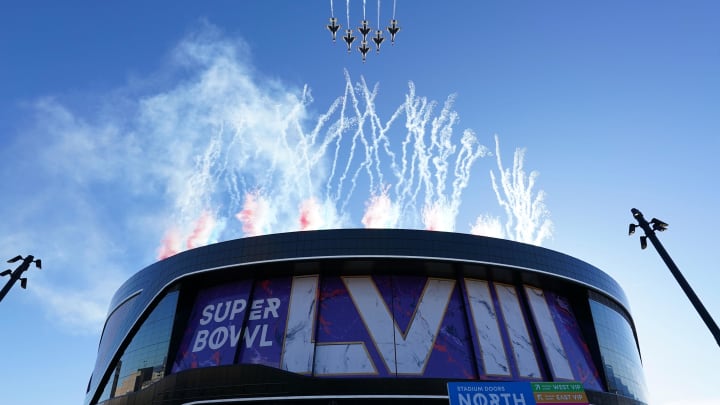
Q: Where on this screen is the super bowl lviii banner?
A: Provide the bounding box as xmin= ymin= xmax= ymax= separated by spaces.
xmin=172 ymin=274 xmax=600 ymax=388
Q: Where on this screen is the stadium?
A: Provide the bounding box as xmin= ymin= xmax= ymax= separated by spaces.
xmin=85 ymin=229 xmax=648 ymax=405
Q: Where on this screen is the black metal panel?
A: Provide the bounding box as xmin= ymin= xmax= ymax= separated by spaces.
xmin=97 ymin=364 xmax=646 ymax=405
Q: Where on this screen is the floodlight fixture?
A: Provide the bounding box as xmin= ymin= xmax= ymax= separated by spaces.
xmin=650 ymin=218 xmax=668 ymax=232
xmin=640 ymin=236 xmax=647 ymax=249
xmin=7 ymin=255 xmax=23 ymax=263
xmin=0 ymin=254 xmax=42 ymax=303
xmin=628 ymin=224 xmax=637 ymax=236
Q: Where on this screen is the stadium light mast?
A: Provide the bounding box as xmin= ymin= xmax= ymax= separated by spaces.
xmin=0 ymin=255 xmax=42 ymax=303
xmin=629 ymin=208 xmax=720 ymax=348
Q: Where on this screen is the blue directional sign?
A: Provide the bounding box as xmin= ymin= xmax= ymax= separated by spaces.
xmin=447 ymin=381 xmax=536 ymax=405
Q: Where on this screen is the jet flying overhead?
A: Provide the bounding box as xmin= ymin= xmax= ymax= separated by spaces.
xmin=343 ymin=29 xmax=356 ymax=53
xmin=327 ymin=17 xmax=341 ymax=42
xmin=372 ymin=30 xmax=385 ymax=53
xmin=387 ymin=19 xmax=400 ymax=45
xmin=326 ymin=0 xmax=401 ymax=62
xmin=358 ymin=40 xmax=371 ymax=62
xmin=358 ymin=20 xmax=371 ymax=42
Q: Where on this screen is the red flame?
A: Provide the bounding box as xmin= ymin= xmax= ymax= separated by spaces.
xmin=157 ymin=228 xmax=181 ymax=260
xmin=299 ymin=197 xmax=323 ymax=230
xmin=362 ymin=187 xmax=396 ymax=228
xmin=186 ymin=211 xmax=216 ymax=249
xmin=236 ymin=192 xmax=270 ymax=236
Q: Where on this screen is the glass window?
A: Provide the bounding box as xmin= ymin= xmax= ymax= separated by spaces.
xmin=97 ymin=290 xmax=179 ymax=403
xmin=589 ymin=299 xmax=648 ymax=402
xmin=92 ymin=291 xmax=140 ymax=392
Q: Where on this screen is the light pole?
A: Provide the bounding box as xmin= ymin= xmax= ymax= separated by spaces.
xmin=629 ymin=208 xmax=720 ymax=348
xmin=0 ymin=255 xmax=42 ymax=303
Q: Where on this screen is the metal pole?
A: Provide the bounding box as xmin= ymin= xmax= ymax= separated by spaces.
xmin=0 ymin=255 xmax=35 ymax=303
xmin=631 ymin=208 xmax=720 ymax=348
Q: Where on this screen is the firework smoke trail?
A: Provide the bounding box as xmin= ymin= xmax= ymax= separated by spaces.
xmin=377 ymin=0 xmax=381 ymax=28
xmin=319 ymin=71 xmax=486 ymax=232
xmin=485 ymin=135 xmax=553 ymax=245
xmin=346 ymin=0 xmax=351 ymax=27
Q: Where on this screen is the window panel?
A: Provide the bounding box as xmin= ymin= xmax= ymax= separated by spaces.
xmin=97 ymin=291 xmax=178 ymax=402
xmin=590 ymin=299 xmax=648 ymax=402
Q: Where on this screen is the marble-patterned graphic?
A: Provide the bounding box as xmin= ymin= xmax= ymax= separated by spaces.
xmin=313 ymin=275 xmax=385 ymax=376
xmin=280 ymin=275 xmax=319 ymax=373
xmin=494 ymin=282 xmax=542 ymax=378
xmin=465 ymin=279 xmax=511 ymax=377
xmin=546 ymin=290 xmax=604 ymax=391
xmin=525 ymin=285 xmax=575 ymax=379
xmin=416 ymin=276 xmax=476 ymax=379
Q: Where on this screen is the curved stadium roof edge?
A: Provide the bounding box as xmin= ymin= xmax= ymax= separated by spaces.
xmin=109 ymin=229 xmax=629 ymax=313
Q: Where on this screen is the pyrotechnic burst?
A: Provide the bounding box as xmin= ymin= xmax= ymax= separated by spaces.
xmin=156 ymin=66 xmax=551 ymax=259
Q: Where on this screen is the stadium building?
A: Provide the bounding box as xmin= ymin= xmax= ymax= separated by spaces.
xmin=85 ymin=229 xmax=648 ymax=405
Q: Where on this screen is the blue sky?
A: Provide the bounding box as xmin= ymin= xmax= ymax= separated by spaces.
xmin=1 ymin=1 xmax=719 ymax=404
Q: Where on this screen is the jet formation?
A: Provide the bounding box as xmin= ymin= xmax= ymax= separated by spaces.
xmin=326 ymin=9 xmax=400 ymax=63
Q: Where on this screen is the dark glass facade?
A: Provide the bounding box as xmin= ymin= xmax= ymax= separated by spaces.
xmin=97 ymin=290 xmax=178 ymax=402
xmin=90 ymin=291 xmax=140 ymax=395
xmin=590 ymin=299 xmax=649 ymax=402
xmin=86 ymin=230 xmax=647 ymax=405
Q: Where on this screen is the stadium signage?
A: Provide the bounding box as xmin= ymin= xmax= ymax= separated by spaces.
xmin=191 ymin=298 xmax=281 ymax=352
xmin=447 ymin=382 xmax=589 ymax=405
xmin=447 ymin=382 xmax=533 ymax=405
xmin=172 ymin=275 xmax=601 ymax=388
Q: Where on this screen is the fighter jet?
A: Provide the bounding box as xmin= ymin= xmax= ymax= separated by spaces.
xmin=327 ymin=17 xmax=341 ymax=42
xmin=372 ymin=30 xmax=385 ymax=53
xmin=387 ymin=19 xmax=400 ymax=45
xmin=343 ymin=29 xmax=356 ymax=53
xmin=358 ymin=40 xmax=371 ymax=62
xmin=358 ymin=20 xmax=372 ymax=42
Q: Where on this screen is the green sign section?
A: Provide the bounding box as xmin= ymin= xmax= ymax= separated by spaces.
xmin=532 ymin=382 xmax=588 ymax=404
xmin=532 ymin=382 xmax=585 ymax=392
